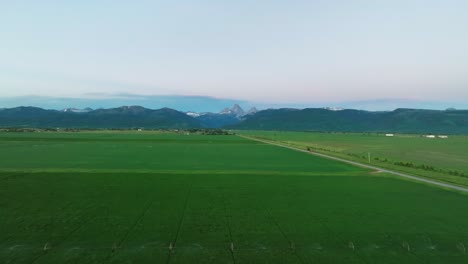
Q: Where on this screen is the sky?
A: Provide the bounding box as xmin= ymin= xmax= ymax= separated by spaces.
xmin=1 ymin=0 xmax=468 ymax=107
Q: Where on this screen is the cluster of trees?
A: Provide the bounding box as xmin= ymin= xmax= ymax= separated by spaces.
xmin=186 ymin=129 xmax=234 ymax=135
xmin=374 ymin=158 xmax=466 ymax=177
xmin=0 ymin=127 xmax=143 ymax=132
xmin=307 ymin=145 xmax=467 ymax=179
xmin=448 ymin=170 xmax=466 ymax=177
xmin=0 ymin=128 xmax=59 ymax=132
xmin=307 ymin=145 xmax=340 ymax=154
xmin=0 ymin=127 xmax=235 ymax=135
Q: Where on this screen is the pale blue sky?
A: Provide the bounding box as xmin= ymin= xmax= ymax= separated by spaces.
xmin=1 ymin=0 xmax=468 ymax=104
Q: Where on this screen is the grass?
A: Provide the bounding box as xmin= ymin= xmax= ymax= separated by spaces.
xmin=1 ymin=131 xmax=468 ymax=263
xmin=238 ymin=130 xmax=468 ymax=187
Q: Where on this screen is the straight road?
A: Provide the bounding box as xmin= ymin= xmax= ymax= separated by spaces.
xmin=239 ymin=135 xmax=468 ymax=193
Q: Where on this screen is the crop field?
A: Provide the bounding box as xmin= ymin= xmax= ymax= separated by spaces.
xmin=239 ymin=131 xmax=468 ymax=187
xmin=2 ymin=132 xmax=468 ymax=263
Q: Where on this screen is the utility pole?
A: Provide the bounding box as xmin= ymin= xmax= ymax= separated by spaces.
xmin=368 ymin=152 xmax=371 ymax=163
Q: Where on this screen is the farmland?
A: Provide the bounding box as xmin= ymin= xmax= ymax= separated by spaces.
xmin=239 ymin=131 xmax=468 ymax=187
xmin=2 ymin=131 xmax=468 ymax=263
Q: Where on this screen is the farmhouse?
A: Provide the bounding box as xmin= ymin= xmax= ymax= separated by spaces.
xmin=425 ymin=135 xmax=436 ymax=138
xmin=385 ymin=134 xmax=394 ymax=137
xmin=438 ymin=135 xmax=448 ymax=139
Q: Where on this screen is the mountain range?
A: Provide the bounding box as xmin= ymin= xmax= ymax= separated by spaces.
xmin=0 ymin=105 xmax=467 ymax=134
xmin=230 ymin=108 xmax=468 ymax=134
xmin=0 ymin=104 xmax=255 ymax=129
xmin=0 ymin=106 xmax=198 ymax=129
xmin=1 ymin=95 xmax=466 ymax=112
xmin=0 ymin=95 xmax=251 ymax=113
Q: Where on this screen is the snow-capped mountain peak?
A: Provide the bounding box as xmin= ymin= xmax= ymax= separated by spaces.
xmin=220 ymin=104 xmax=245 ymax=117
xmin=63 ymin=107 xmax=93 ymax=113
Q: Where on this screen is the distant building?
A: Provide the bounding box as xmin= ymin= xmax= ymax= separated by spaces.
xmin=438 ymin=135 xmax=448 ymax=139
xmin=426 ymin=135 xmax=436 ymax=138
xmin=385 ymin=134 xmax=394 ymax=137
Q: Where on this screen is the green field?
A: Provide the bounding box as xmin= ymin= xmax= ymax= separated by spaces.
xmin=2 ymin=132 xmax=468 ymax=263
xmin=239 ymin=131 xmax=468 ymax=187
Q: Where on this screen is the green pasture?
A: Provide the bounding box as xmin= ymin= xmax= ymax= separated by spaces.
xmin=1 ymin=132 xmax=468 ymax=263
xmin=239 ymin=131 xmax=468 ymax=186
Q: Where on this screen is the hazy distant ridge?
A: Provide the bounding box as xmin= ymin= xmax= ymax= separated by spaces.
xmin=1 ymin=106 xmax=468 ymax=133
xmin=231 ymin=108 xmax=468 ymax=134
xmin=0 ymin=106 xmax=199 ymax=129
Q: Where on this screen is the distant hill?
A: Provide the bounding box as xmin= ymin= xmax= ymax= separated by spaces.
xmin=0 ymin=95 xmax=249 ymax=113
xmin=0 ymin=106 xmax=201 ymax=129
xmin=230 ymin=108 xmax=468 ymax=134
xmin=2 ymin=106 xmax=468 ymax=133
xmin=0 ymin=104 xmax=254 ymax=129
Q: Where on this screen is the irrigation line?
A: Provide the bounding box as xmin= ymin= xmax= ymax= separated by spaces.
xmin=220 ymin=193 xmax=236 ymax=264
xmin=3 ymin=199 xmax=74 ymax=255
xmin=0 ymin=203 xmax=32 ymax=246
xmin=29 ymin=202 xmax=98 ymax=264
xmin=166 ymin=183 xmax=193 ymax=264
xmin=30 ymin=215 xmax=98 ymax=264
xmin=1 ymin=173 xmax=35 ymax=251
xmin=28 ymin=201 xmax=74 ymax=263
xmin=103 ymin=198 xmax=155 ymax=263
xmin=0 ymin=173 xmax=16 ymax=180
xmin=239 ymin=135 xmax=468 ymax=193
xmin=315 ymin=217 xmax=370 ymax=264
xmin=116 ymin=200 xmax=154 ymax=249
xmin=27 ymin=186 xmax=114 ymax=264
xmin=382 ymin=232 xmax=427 ymax=264
xmin=265 ymin=210 xmax=306 ymax=264
xmin=7 ymin=178 xmax=130 ymax=264
xmin=0 ymin=172 xmax=30 ymax=181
